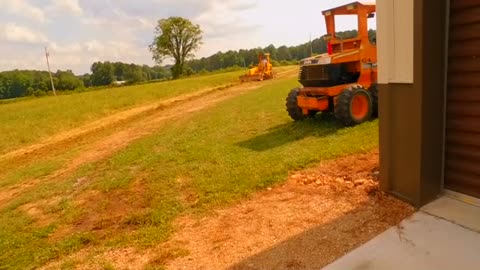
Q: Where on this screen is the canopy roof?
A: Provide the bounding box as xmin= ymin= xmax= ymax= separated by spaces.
xmin=322 ymin=2 xmax=376 ymax=16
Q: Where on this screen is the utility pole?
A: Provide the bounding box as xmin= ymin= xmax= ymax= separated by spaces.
xmin=45 ymin=46 xmax=56 ymax=96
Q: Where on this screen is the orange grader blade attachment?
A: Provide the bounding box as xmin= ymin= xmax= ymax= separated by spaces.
xmin=239 ymin=73 xmax=264 ymax=82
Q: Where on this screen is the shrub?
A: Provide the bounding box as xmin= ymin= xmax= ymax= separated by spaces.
xmin=33 ymin=90 xmax=47 ymax=97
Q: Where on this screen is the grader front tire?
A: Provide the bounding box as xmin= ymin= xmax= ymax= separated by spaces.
xmin=286 ymin=88 xmax=306 ymax=121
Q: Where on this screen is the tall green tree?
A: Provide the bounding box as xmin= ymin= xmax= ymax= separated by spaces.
xmin=149 ymin=17 xmax=202 ymax=79
xmin=56 ymin=70 xmax=84 ymax=90
xmin=90 ymin=62 xmax=115 ymax=86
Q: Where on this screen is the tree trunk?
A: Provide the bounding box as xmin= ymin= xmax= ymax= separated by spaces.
xmin=172 ymin=62 xmax=184 ymax=79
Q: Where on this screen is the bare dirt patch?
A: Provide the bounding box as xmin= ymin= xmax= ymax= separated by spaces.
xmin=37 ymin=151 xmax=413 ymax=270
xmin=50 ymin=179 xmax=150 ymax=241
xmin=0 ymin=181 xmax=38 ymax=207
xmin=165 ymin=150 xmax=414 ymax=270
xmin=18 ymin=196 xmax=62 ymax=227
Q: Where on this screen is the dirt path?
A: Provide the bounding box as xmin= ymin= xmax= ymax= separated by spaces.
xmin=0 ymin=71 xmax=297 ymax=208
xmin=1 ymin=70 xmax=296 ymax=164
xmin=39 ymin=151 xmax=414 ymax=270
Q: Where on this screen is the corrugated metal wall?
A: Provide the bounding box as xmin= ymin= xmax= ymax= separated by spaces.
xmin=445 ymin=0 xmax=480 ymax=198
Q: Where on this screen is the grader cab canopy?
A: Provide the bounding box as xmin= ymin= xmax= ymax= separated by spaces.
xmin=322 ymin=2 xmax=376 ymax=42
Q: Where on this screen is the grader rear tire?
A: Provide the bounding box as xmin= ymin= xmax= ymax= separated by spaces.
xmin=369 ymin=83 xmax=379 ymax=118
xmin=286 ymin=88 xmax=306 ymax=121
xmin=335 ymin=87 xmax=373 ymax=126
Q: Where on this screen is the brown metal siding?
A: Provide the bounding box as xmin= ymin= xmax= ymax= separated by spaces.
xmin=445 ymin=0 xmax=480 ymax=198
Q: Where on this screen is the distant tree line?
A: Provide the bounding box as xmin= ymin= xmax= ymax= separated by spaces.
xmin=187 ymin=30 xmax=374 ymax=72
xmin=82 ymin=62 xmax=170 ymax=88
xmin=0 ymin=70 xmax=83 ymax=99
xmin=0 ymin=63 xmax=170 ymax=99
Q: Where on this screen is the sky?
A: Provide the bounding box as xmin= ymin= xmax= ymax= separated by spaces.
xmin=0 ymin=0 xmax=375 ymax=74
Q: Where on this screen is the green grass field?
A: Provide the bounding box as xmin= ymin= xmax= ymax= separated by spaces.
xmin=0 ymin=70 xmax=254 ymax=155
xmin=0 ymin=74 xmax=378 ymax=269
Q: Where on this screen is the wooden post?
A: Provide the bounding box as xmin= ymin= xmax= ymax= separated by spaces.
xmin=45 ymin=46 xmax=56 ymax=96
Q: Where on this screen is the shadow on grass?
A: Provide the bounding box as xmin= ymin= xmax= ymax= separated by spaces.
xmin=236 ymin=115 xmax=342 ymax=152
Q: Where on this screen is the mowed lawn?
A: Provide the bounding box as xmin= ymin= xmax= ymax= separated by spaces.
xmin=0 ymin=70 xmax=251 ymax=155
xmin=0 ymin=75 xmax=378 ymax=269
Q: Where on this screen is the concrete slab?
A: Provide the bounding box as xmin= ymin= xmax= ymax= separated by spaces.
xmin=322 ymin=210 xmax=480 ymax=270
xmin=422 ymin=194 xmax=480 ymax=232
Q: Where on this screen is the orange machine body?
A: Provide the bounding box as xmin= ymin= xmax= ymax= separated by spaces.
xmin=293 ymin=2 xmax=377 ymax=118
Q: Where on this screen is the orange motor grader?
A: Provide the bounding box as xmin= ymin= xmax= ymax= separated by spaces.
xmin=240 ymin=53 xmax=275 ymax=82
xmin=286 ymin=2 xmax=377 ymax=126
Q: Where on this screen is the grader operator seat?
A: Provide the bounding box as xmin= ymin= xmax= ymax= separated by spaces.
xmin=258 ymin=55 xmax=267 ymax=72
xmin=286 ymin=2 xmax=378 ymax=126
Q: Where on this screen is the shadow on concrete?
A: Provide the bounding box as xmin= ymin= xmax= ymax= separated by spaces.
xmin=227 ymin=197 xmax=407 ymax=270
xmin=236 ymin=114 xmax=342 ymax=152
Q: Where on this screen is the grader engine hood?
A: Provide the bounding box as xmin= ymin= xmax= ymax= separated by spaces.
xmin=300 ymin=49 xmax=361 ymax=67
xmin=298 ymin=49 xmax=363 ymax=88
xmin=300 ymin=54 xmax=332 ymax=66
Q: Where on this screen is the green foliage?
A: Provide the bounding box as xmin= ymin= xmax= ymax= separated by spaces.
xmin=0 ymin=63 xmax=169 ymax=100
xmin=33 ymin=90 xmax=47 ymax=98
xmin=90 ymin=61 xmax=115 ymax=86
xmin=56 ymin=70 xmax=84 ymax=90
xmin=149 ymin=17 xmax=203 ymax=79
xmin=80 ymin=73 xmax=92 ymax=88
xmin=87 ymin=62 xmax=169 ymax=87
xmin=0 ymin=70 xmax=83 ymax=99
xmin=187 ymin=29 xmax=375 ymax=73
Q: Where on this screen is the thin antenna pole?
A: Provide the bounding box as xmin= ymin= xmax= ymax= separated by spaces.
xmin=45 ymin=46 xmax=56 ymax=96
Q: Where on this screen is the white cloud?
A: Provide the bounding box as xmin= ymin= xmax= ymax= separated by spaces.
xmin=79 ymin=40 xmax=147 ymax=62
xmin=81 ymin=9 xmax=154 ymax=30
xmin=0 ymin=0 xmax=47 ymax=23
xmin=51 ymin=40 xmax=150 ymax=72
xmin=49 ymin=42 xmax=82 ymax=53
xmin=0 ymin=23 xmax=48 ymax=44
xmin=51 ymin=0 xmax=83 ymax=16
xmin=84 ymin=40 xmax=104 ymax=52
xmin=0 ymin=0 xmax=367 ymax=74
xmin=0 ymin=0 xmax=269 ymax=73
xmin=194 ymin=0 xmax=259 ymax=38
xmin=227 ymin=0 xmax=258 ymax=11
xmin=0 ymin=38 xmax=151 ymax=73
